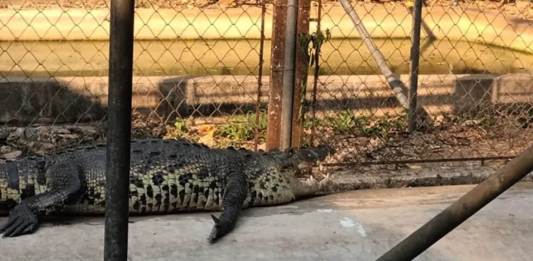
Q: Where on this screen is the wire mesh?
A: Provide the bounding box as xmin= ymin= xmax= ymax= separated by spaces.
xmin=0 ymin=0 xmax=268 ymax=162
xmin=304 ymin=0 xmax=533 ymax=169
xmin=0 ymin=1 xmax=111 ymax=160
xmin=0 ymin=0 xmax=531 ymax=171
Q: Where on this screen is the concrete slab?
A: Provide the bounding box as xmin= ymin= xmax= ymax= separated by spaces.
xmin=4 ymin=73 xmax=532 ymax=124
xmin=2 ymin=183 xmax=533 ymax=261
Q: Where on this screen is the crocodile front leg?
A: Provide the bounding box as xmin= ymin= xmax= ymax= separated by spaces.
xmin=0 ymin=162 xmax=83 ymax=237
xmin=208 ymin=172 xmax=247 ymax=243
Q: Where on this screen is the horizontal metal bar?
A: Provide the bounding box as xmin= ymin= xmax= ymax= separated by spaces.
xmin=377 ymin=144 xmax=533 ymax=261
xmin=323 ymin=156 xmax=516 ymax=167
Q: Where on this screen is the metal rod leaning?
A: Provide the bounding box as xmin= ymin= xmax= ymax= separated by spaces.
xmin=338 ymin=0 xmax=433 ymax=125
xmin=408 ymin=0 xmax=423 ymax=132
xmin=280 ymin=0 xmax=299 ymax=150
xmin=104 ymin=0 xmax=135 ymax=260
xmin=377 ymin=144 xmax=533 ymax=261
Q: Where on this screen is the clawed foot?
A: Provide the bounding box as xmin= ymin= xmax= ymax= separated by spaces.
xmin=207 ymin=215 xmax=234 ymax=244
xmin=0 ymin=203 xmax=39 ymax=237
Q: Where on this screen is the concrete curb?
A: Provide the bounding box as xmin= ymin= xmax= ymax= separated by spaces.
xmin=325 ymin=161 xmax=533 ymax=193
xmin=2 ymin=73 xmax=531 ymax=123
xmin=0 ymin=4 xmax=531 ymax=53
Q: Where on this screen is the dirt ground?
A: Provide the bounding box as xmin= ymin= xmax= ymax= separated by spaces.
xmin=322 ymin=119 xmax=533 ymax=166
xmin=1 ymin=114 xmax=531 ymax=174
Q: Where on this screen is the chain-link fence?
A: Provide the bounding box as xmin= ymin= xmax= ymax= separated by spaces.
xmin=0 ymin=0 xmax=532 ymax=170
xmin=0 ymin=0 xmax=268 ymax=160
xmin=304 ymin=0 xmax=533 ymax=168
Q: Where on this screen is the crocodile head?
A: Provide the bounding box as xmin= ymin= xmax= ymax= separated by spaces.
xmin=281 ymin=145 xmax=333 ymax=174
xmin=277 ymin=145 xmax=334 ymax=198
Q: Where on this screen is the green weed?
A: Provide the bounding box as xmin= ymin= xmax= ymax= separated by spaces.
xmin=215 ymin=112 xmax=268 ymax=141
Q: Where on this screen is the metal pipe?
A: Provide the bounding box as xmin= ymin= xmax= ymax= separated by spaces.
xmin=280 ymin=0 xmax=299 ymax=151
xmin=104 ymin=0 xmax=134 ymax=260
xmin=377 ymin=144 xmax=533 ymax=261
xmin=266 ymin=0 xmax=287 ymax=150
xmin=338 ymin=0 xmax=433 ymax=125
xmin=408 ymin=0 xmax=423 ymax=132
xmin=406 ymin=1 xmax=436 ymax=40
xmin=290 ymin=0 xmax=311 ymax=148
xmin=254 ymin=0 xmax=267 ymax=151
xmin=323 ymin=155 xmax=515 ymax=167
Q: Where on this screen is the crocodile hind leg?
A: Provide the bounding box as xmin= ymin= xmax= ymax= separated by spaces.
xmin=0 ymin=162 xmax=82 ymax=237
xmin=208 ymin=172 xmax=248 ymax=243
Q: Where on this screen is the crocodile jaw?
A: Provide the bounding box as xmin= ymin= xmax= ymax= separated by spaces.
xmin=287 ymin=174 xmax=320 ymax=198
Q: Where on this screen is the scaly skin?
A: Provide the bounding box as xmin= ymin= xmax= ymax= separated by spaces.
xmin=0 ymin=139 xmax=331 ymax=242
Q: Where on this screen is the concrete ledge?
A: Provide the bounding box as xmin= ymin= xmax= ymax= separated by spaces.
xmin=326 ymin=161 xmax=533 ymax=193
xmin=1 ymin=73 xmax=531 ymax=124
xmin=0 ymin=4 xmax=531 ymax=53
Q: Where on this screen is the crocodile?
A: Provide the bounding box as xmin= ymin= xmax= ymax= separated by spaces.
xmin=0 ymin=139 xmax=332 ymax=242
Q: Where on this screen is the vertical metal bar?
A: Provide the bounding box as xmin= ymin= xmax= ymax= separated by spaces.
xmin=280 ymin=0 xmax=299 ymax=151
xmin=254 ymin=0 xmax=267 ymax=151
xmin=377 ymin=144 xmax=533 ymax=261
xmin=291 ymin=0 xmax=311 ymax=148
xmin=310 ymin=0 xmax=322 ymax=146
xmin=406 ymin=1 xmax=436 ymax=40
xmin=266 ymin=0 xmax=287 ymax=150
xmin=105 ymin=0 xmax=134 ymax=260
xmin=408 ymin=0 xmax=423 ymax=132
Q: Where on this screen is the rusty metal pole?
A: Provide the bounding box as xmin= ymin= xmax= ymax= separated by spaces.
xmin=254 ymin=0 xmax=267 ymax=151
xmin=377 ymin=144 xmax=533 ymax=261
xmin=266 ymin=0 xmax=287 ymax=150
xmin=291 ymin=0 xmax=311 ymax=148
xmin=408 ymin=0 xmax=423 ymax=132
xmin=280 ymin=0 xmax=299 ymax=150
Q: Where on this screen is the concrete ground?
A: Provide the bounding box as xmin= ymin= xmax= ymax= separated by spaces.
xmin=2 ymin=183 xmax=533 ymax=261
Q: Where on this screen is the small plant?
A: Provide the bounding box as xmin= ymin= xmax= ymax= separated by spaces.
xmin=324 ymin=110 xmax=407 ymax=138
xmin=326 ymin=110 xmax=368 ymax=134
xmin=303 ymin=116 xmax=323 ymax=130
xmin=215 ymin=112 xmax=267 ymax=142
xmin=362 ymin=115 xmax=407 ymax=138
xmin=166 ymin=118 xmax=189 ymax=139
xmin=297 ymin=29 xmax=331 ymax=125
xmin=174 ymin=118 xmax=188 ymax=132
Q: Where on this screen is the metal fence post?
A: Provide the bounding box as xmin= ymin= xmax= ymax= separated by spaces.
xmin=377 ymin=144 xmax=533 ymax=261
xmin=408 ymin=0 xmax=423 ymax=132
xmin=290 ymin=0 xmax=311 ymax=148
xmin=104 ymin=0 xmax=134 ymax=260
xmin=280 ymin=0 xmax=299 ymax=151
xmin=254 ymin=0 xmax=267 ymax=151
xmin=266 ymin=0 xmax=287 ymax=150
